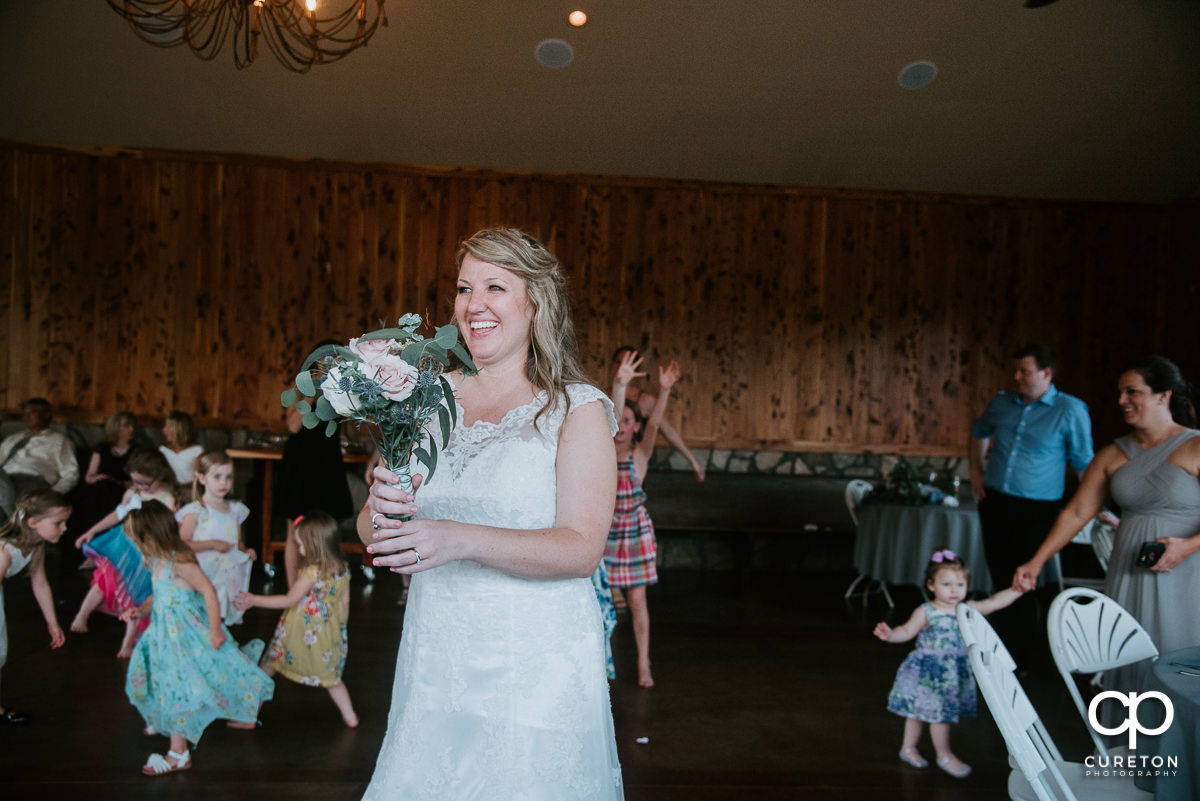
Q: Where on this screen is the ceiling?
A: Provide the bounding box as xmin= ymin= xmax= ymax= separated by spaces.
xmin=3 ymin=1 xmax=1199 ymax=205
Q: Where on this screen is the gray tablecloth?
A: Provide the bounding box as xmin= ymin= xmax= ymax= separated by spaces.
xmin=1134 ymin=646 xmax=1200 ymax=800
xmin=852 ymin=501 xmax=993 ymax=593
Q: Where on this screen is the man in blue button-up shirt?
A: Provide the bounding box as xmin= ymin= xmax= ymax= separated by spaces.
xmin=969 ymin=344 xmax=1094 ymax=663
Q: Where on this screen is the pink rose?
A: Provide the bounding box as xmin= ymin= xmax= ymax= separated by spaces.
xmin=349 ymin=336 xmax=398 ymax=364
xmin=373 ymin=354 xmax=419 ymax=402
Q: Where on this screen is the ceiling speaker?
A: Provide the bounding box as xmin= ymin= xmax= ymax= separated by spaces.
xmin=535 ymin=38 xmax=575 ymax=69
xmin=898 ymin=60 xmax=938 ymax=90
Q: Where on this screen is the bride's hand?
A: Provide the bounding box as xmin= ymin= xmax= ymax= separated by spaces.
xmin=368 ymin=517 xmax=450 ymax=574
xmin=366 ymin=466 xmax=422 ymax=529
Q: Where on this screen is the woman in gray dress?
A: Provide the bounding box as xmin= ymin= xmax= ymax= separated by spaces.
xmin=1014 ymin=356 xmax=1200 ymax=686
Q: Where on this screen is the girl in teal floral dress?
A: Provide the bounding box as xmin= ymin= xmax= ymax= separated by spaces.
xmin=236 ymin=511 xmax=357 ymax=727
xmin=872 ymin=548 xmax=1023 ymax=779
xmin=121 ymin=500 xmax=274 ymax=776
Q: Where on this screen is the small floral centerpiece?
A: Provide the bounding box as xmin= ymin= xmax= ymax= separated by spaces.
xmin=861 ymin=461 xmax=925 ymax=506
xmin=281 ymin=313 xmax=476 ymax=516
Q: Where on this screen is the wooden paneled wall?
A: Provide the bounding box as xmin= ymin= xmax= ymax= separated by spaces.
xmin=2 ymin=141 xmax=1197 ymax=453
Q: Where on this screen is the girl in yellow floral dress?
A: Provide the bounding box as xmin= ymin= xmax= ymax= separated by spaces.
xmin=235 ymin=511 xmax=357 ymax=727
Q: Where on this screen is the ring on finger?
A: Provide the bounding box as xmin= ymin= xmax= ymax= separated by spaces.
xmin=371 ymin=512 xmax=383 ymax=530
xmin=413 ymin=549 xmax=421 ymax=565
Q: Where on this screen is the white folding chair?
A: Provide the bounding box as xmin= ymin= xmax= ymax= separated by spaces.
xmin=1090 ymin=521 xmax=1115 ymax=572
xmin=843 ymin=480 xmax=894 ymax=607
xmin=1059 ymin=517 xmax=1114 ymax=590
xmin=844 ymin=479 xmax=874 ymax=526
xmin=958 ymin=603 xmax=1064 ymax=764
xmin=957 ymin=602 xmax=1020 ymax=674
xmin=1046 ymin=588 xmax=1160 ymax=757
xmin=968 ymin=644 xmax=1151 ymax=801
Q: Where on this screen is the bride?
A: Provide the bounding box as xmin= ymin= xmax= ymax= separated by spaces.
xmin=356 ymin=228 xmax=624 ymax=800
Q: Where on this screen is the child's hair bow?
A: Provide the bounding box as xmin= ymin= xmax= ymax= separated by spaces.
xmin=931 ymin=548 xmax=957 ymax=563
xmin=115 ymin=493 xmax=144 ymax=521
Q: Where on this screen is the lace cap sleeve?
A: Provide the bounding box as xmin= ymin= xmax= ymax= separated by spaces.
xmin=564 ymin=383 xmax=618 ymax=437
xmin=232 ymin=500 xmax=251 ymax=526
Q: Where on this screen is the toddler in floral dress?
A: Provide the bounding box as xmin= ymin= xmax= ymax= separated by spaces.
xmin=236 ymin=511 xmax=357 ymax=727
xmin=873 ymin=547 xmax=1023 ymax=779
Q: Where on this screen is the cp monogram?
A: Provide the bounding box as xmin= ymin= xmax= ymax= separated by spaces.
xmin=1087 ymin=691 xmax=1174 ymax=750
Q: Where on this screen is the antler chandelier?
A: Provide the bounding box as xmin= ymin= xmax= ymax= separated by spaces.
xmin=106 ymin=0 xmax=388 ymax=73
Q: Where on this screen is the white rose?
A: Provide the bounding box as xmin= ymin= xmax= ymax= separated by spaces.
xmin=321 ymin=366 xmax=361 ymax=416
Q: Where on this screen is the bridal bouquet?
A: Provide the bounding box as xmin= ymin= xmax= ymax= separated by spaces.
xmin=281 ymin=314 xmax=476 ymax=505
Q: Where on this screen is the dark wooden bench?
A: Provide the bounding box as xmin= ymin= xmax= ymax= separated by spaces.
xmin=638 ymin=471 xmax=858 ymax=573
xmin=641 ymin=471 xmax=856 ymax=535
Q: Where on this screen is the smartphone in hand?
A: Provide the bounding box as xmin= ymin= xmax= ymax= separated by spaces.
xmin=1134 ymin=541 xmax=1165 ymax=568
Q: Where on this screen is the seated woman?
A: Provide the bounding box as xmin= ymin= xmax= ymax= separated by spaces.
xmin=69 ymin=411 xmax=137 ymax=568
xmin=159 ymin=411 xmax=204 ymax=487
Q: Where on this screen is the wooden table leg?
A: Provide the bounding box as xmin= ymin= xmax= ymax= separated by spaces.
xmin=261 ymin=461 xmax=275 ymax=567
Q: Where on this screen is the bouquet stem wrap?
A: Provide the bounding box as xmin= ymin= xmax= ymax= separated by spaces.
xmin=383 ymin=457 xmax=415 ymax=523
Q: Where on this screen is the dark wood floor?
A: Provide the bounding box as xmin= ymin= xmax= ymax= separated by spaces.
xmin=3 ymin=543 xmax=1093 ymax=800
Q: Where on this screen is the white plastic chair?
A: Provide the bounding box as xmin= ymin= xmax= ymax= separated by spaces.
xmin=968 ymin=643 xmax=1151 ymax=801
xmin=1047 ymin=588 xmax=1160 ymax=757
xmin=1090 ymin=521 xmax=1115 ymax=572
xmin=844 ymin=479 xmax=874 ymax=526
xmin=958 ymin=603 xmax=1064 ymax=765
xmin=1059 ymin=517 xmax=1116 ymax=590
xmin=843 ymin=480 xmax=894 ymax=607
xmin=956 ymin=602 xmax=1020 ymax=674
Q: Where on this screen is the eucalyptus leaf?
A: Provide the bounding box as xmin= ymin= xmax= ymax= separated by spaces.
xmin=315 ymin=395 xmax=337 ymax=420
xmin=296 ymin=399 xmax=312 ymax=415
xmin=414 ymin=445 xmax=432 ymax=471
xmin=451 ymin=342 xmax=478 ymax=374
xmin=359 ymin=328 xmax=410 ymax=342
xmin=400 ymin=341 xmax=424 ymax=365
xmin=296 ymin=371 xmax=316 ymax=397
xmin=423 ymin=437 xmax=438 ymax=479
xmin=325 ymin=420 xmax=338 ymax=438
xmin=434 ymin=323 xmax=459 ymax=348
xmin=440 ymin=377 xmax=458 ymax=427
xmin=424 ymin=342 xmax=449 ymax=366
xmin=302 ymin=411 xmax=320 ymax=429
xmin=437 ymin=404 xmax=451 ymax=449
xmin=281 ymin=387 xmax=298 ymax=408
xmin=301 ymin=343 xmax=352 ymax=371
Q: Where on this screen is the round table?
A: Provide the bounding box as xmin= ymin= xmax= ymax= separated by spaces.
xmin=852 ymin=501 xmax=993 ymax=594
xmin=1133 ymin=645 xmax=1200 ymax=800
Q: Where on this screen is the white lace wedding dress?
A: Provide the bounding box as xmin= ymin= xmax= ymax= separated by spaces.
xmin=362 ymin=384 xmax=624 ymax=801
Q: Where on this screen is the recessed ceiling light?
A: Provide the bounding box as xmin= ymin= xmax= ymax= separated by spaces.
xmin=535 ymin=38 xmax=575 ymax=69
xmin=898 ymin=60 xmax=938 ymax=90
xmin=569 ymin=10 xmax=587 ymax=27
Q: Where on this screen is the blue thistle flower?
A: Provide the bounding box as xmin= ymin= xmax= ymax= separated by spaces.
xmin=355 ymin=380 xmax=385 ymax=403
xmin=417 ymin=370 xmax=437 ymax=388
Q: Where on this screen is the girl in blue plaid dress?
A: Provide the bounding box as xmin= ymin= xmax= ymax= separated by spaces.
xmin=606 ymin=352 xmax=680 ymax=687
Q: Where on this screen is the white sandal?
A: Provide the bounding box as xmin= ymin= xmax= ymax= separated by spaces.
xmin=937 ymin=754 xmax=972 ymax=779
xmin=142 ymin=749 xmax=191 ymax=776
